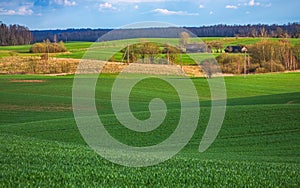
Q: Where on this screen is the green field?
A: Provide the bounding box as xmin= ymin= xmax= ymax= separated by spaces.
xmin=1 ymin=72 xmax=300 ymax=186
xmin=1 ymin=37 xmax=299 ymax=60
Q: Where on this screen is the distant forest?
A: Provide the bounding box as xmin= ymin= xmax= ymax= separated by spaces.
xmin=0 ymin=22 xmax=300 ymax=45
xmin=31 ymin=23 xmax=300 ymax=43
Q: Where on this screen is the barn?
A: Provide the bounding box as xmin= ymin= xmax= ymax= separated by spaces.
xmin=225 ymin=45 xmax=247 ymax=53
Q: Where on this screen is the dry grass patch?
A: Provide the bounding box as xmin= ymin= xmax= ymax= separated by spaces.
xmin=9 ymin=79 xmax=46 ymax=83
xmin=2 ymin=104 xmax=72 ymax=112
xmin=1 ymin=56 xmax=209 ymax=77
xmin=0 ymin=56 xmax=79 ymax=74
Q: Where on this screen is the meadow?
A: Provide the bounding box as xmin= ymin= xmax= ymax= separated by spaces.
xmin=1 ymin=37 xmax=299 ymax=61
xmin=0 ymin=72 xmax=300 ymax=187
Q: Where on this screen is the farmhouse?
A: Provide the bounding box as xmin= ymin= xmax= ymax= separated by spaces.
xmin=225 ymin=45 xmax=247 ymax=53
xmin=185 ymin=44 xmax=209 ymax=53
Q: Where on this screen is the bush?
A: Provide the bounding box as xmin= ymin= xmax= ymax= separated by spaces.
xmin=216 ymin=53 xmax=245 ymax=74
xmin=260 ymin=60 xmax=285 ymax=72
xmin=255 ymin=67 xmax=267 ymax=73
xmin=30 ymin=41 xmax=67 ymax=53
xmin=30 ymin=43 xmax=46 ymax=53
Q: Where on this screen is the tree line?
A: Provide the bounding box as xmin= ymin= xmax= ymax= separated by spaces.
xmin=1 ymin=21 xmax=299 ymax=45
xmin=31 ymin=23 xmax=300 ymax=43
xmin=0 ymin=21 xmax=300 ymax=46
xmin=0 ymin=22 xmax=32 ymax=46
xmin=187 ymin=23 xmax=300 ymax=38
xmin=32 ymin=28 xmax=111 ymax=43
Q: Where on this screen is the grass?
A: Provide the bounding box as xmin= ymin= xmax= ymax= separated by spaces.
xmin=0 ymin=72 xmax=300 ymax=186
xmin=0 ymin=42 xmax=92 ymax=59
xmin=1 ymin=37 xmax=299 ymax=60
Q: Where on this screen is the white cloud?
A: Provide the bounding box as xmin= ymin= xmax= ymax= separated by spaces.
xmin=108 ymin=0 xmax=168 ymax=3
xmin=199 ymin=4 xmax=204 ymax=9
xmin=18 ymin=6 xmax=34 ymax=15
xmin=54 ymin=0 xmax=76 ymax=6
xmin=225 ymin=5 xmax=238 ymax=9
xmin=153 ymin=8 xmax=198 ymax=16
xmin=99 ymin=2 xmax=116 ymax=10
xmin=246 ymin=0 xmax=260 ymax=6
xmin=0 ymin=9 xmax=15 ymax=15
xmin=209 ymin=11 xmax=213 ymax=15
xmin=134 ymin=5 xmax=139 ymax=9
xmin=64 ymin=0 xmax=76 ymax=6
xmin=0 ymin=5 xmax=33 ymax=15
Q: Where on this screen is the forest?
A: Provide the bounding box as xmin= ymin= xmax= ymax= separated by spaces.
xmin=1 ymin=22 xmax=299 ymax=45
xmin=31 ymin=22 xmax=300 ymax=43
xmin=186 ymin=23 xmax=300 ymax=38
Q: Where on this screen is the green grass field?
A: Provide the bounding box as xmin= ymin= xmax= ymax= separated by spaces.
xmin=1 ymin=72 xmax=300 ymax=186
xmin=1 ymin=37 xmax=299 ymax=60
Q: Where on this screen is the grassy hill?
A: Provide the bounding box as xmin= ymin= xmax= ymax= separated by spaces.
xmin=0 ymin=72 xmax=300 ymax=186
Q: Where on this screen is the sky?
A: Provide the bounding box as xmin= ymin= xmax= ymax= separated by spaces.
xmin=0 ymin=0 xmax=299 ymax=30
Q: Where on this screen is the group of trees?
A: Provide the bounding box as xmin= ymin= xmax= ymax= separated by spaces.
xmin=0 ymin=22 xmax=32 ymax=46
xmin=217 ymin=40 xmax=300 ymax=74
xmin=248 ymin=40 xmax=298 ymax=72
xmin=216 ymin=54 xmax=246 ymax=74
xmin=116 ymin=42 xmax=181 ymax=64
xmin=114 ymin=31 xmax=300 ymax=75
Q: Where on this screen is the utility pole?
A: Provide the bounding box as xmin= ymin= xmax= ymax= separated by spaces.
xmin=167 ymin=50 xmax=170 ymax=64
xmin=244 ymin=51 xmax=246 ymax=78
xmin=243 ymin=47 xmax=247 ymax=78
xmin=121 ymin=44 xmax=128 ymax=64
xmin=46 ymin=39 xmax=49 ymax=61
xmin=180 ymin=46 xmax=185 ymax=71
xmin=180 ymin=53 xmax=182 ymax=70
xmin=127 ymin=44 xmax=130 ymax=64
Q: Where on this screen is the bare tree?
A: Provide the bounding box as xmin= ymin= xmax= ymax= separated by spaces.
xmin=179 ymin=31 xmax=190 ymax=47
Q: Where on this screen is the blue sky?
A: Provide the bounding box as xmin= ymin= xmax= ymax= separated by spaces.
xmin=0 ymin=0 xmax=299 ymax=30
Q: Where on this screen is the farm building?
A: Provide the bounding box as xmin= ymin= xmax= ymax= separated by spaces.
xmin=225 ymin=45 xmax=247 ymax=53
xmin=185 ymin=43 xmax=210 ymax=53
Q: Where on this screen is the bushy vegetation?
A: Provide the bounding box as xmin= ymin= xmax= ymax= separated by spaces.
xmin=217 ymin=54 xmax=246 ymax=74
xmin=247 ymin=39 xmax=298 ymax=72
xmin=116 ymin=42 xmax=181 ymax=64
xmin=216 ymin=39 xmax=300 ymax=74
xmin=29 ymin=40 xmax=67 ymax=53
